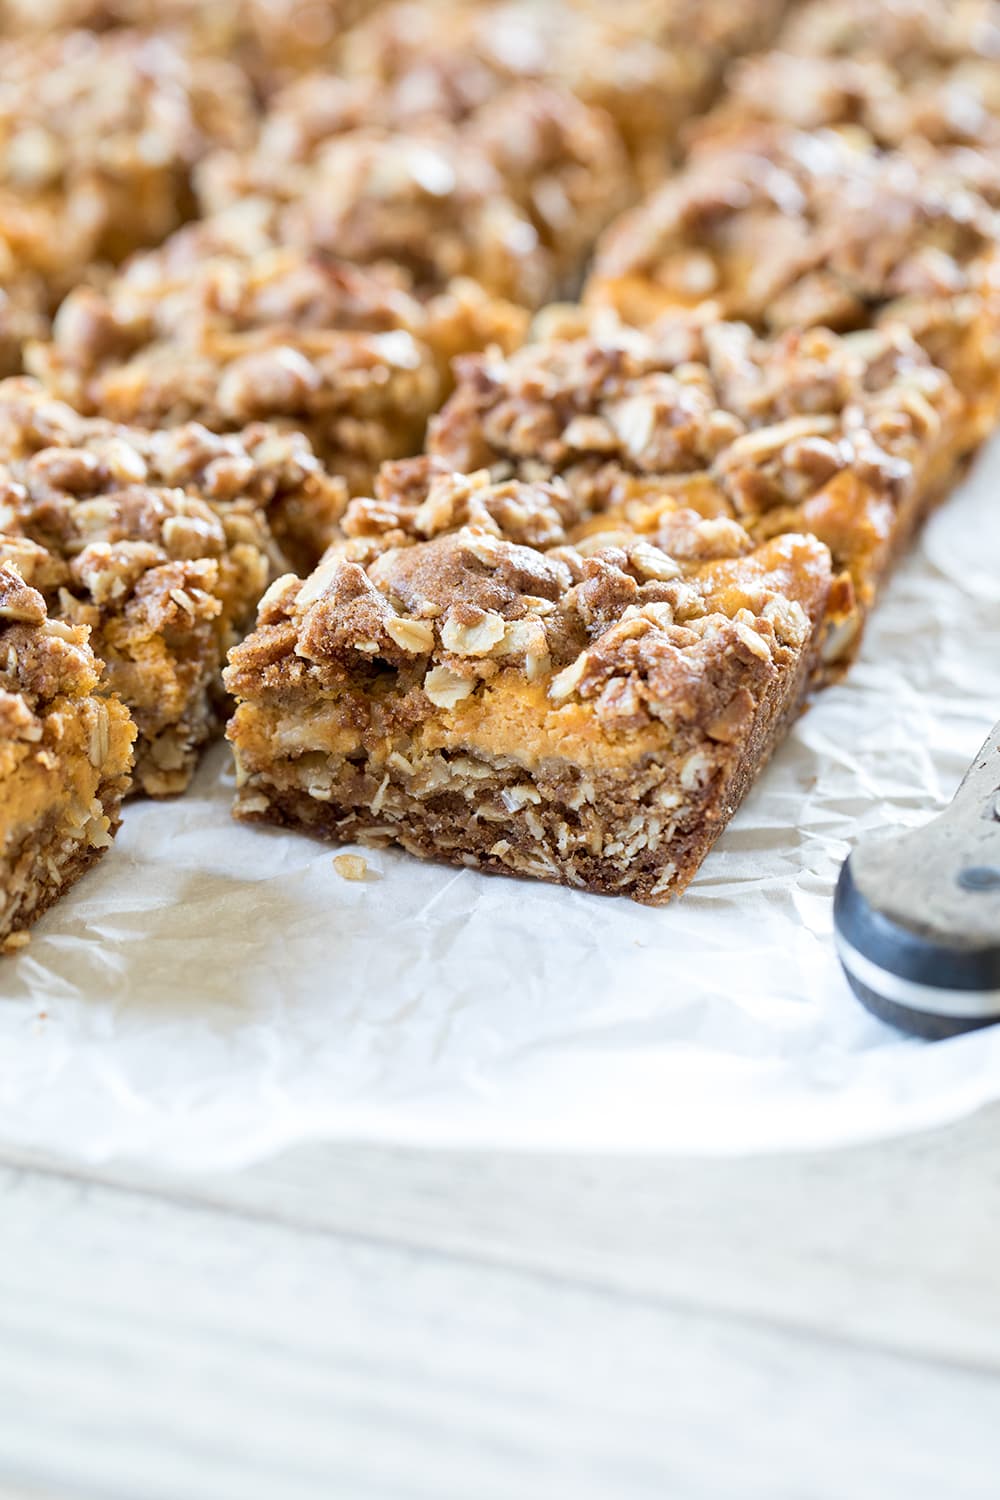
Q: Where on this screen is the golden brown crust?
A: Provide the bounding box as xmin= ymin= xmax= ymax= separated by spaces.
xmin=0 ymin=560 xmax=136 ymax=945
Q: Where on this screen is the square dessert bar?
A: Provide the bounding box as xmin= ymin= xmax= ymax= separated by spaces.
xmin=586 ymin=127 xmax=1000 ymax=452
xmin=29 ymin=229 xmax=527 ymax=496
xmin=225 ymin=461 xmax=831 ymax=904
xmin=0 ymin=29 xmax=256 ymax=304
xmin=429 ymin=313 xmax=963 ymax=670
xmin=0 ymin=378 xmax=315 ymax=795
xmin=0 ymin=562 xmax=135 ymax=949
xmin=196 ymin=62 xmax=632 ymax=309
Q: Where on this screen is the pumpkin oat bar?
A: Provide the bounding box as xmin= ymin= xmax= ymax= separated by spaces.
xmin=0 ymin=561 xmax=135 ymax=949
xmin=0 ymin=28 xmax=256 ymax=305
xmin=585 ymin=127 xmax=1000 ymax=454
xmin=28 ymin=229 xmax=526 ymax=497
xmin=0 ymin=379 xmax=308 ymax=795
xmin=225 ymin=461 xmax=830 ymax=904
xmin=429 ymin=312 xmax=963 ymax=671
xmin=195 ymin=74 xmax=631 ymax=309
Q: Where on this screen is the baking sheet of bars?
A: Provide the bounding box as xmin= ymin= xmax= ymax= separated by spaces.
xmin=2 ymin=441 xmax=999 ymax=1167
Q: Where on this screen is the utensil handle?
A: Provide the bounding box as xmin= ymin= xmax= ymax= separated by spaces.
xmin=835 ymin=718 xmax=1000 ymax=1036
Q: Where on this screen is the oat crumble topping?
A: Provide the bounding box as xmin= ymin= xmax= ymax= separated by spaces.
xmin=0 ymin=28 xmax=256 ymax=296
xmin=429 ymin=313 xmax=962 ymax=666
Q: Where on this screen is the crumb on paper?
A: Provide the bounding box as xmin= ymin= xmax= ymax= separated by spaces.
xmin=334 ymin=853 xmax=371 ymax=883
xmin=2 ymin=931 xmax=30 ymax=954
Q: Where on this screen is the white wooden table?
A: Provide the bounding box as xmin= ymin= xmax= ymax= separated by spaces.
xmin=2 ymin=1104 xmax=1000 ymax=1499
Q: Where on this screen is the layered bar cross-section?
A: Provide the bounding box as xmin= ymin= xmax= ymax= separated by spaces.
xmin=0 ymin=379 xmax=322 ymax=794
xmin=0 ymin=561 xmax=135 ymax=948
xmin=225 ymin=460 xmax=831 ymax=903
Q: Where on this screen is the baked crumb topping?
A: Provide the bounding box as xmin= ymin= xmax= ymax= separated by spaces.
xmin=196 ymin=73 xmax=630 ymax=308
xmin=433 ymin=318 xmax=956 ymax=528
xmin=691 ymin=50 xmax=1000 ymax=160
xmin=0 ymin=375 xmax=346 ymax=572
xmin=28 ymin=233 xmax=527 ymax=491
xmin=428 ymin=313 xmax=963 ymax=668
xmin=227 ymin=463 xmax=829 ymax=736
xmin=589 ymin=125 xmax=1000 ymax=336
xmin=341 ymin=0 xmax=703 ymax=184
xmin=0 ymin=28 xmax=256 ymax=293
xmin=1 ymin=561 xmax=98 ymax=702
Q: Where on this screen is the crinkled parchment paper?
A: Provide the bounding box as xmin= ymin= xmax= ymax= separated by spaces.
xmin=2 ymin=445 xmax=999 ymax=1169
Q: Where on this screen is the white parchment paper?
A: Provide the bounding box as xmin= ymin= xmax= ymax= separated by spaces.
xmin=2 ymin=444 xmax=999 ymax=1169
